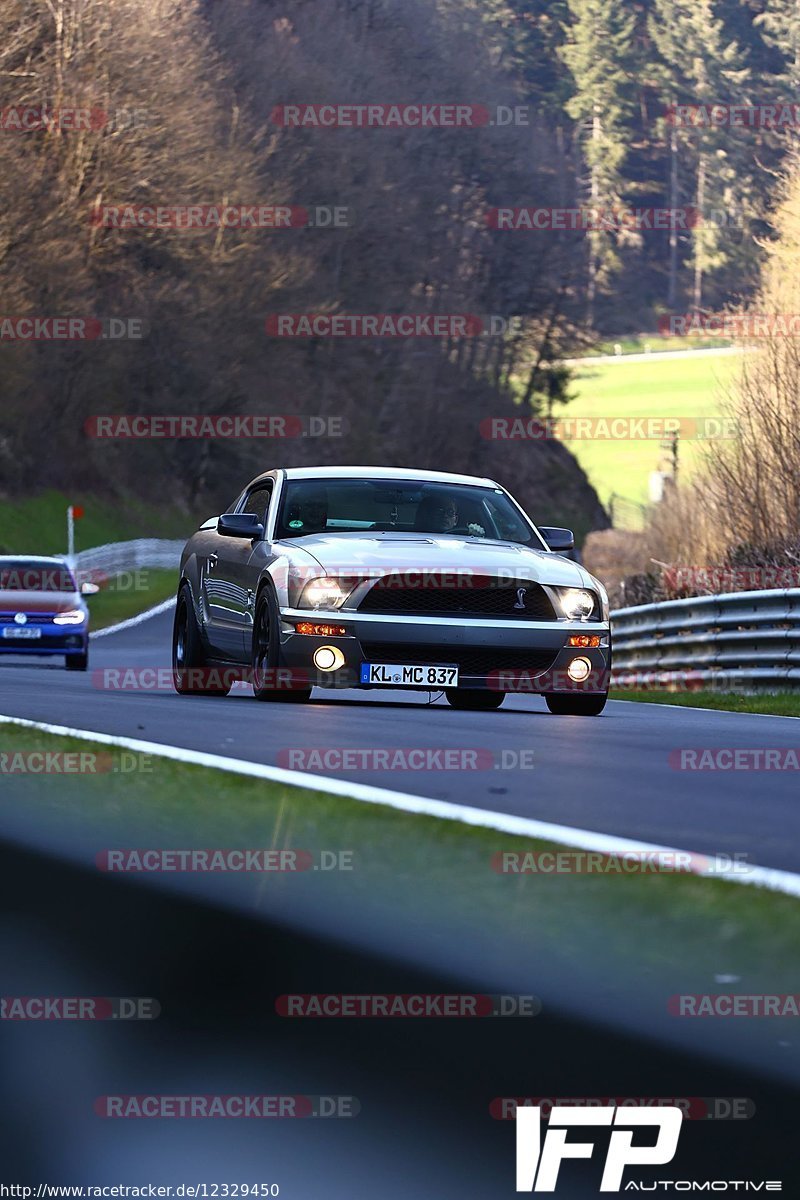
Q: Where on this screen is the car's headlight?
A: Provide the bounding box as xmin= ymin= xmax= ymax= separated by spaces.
xmin=557 ymin=588 xmax=598 ymax=621
xmin=53 ymin=609 xmax=87 ymax=625
xmin=300 ymin=577 xmax=350 ymax=610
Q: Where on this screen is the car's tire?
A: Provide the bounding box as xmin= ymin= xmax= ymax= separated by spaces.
xmin=66 ymin=652 xmax=88 ymax=672
xmin=251 ymin=587 xmax=311 ymax=703
xmin=172 ymin=586 xmax=232 ymax=696
xmin=445 ymin=689 xmax=505 ymax=711
xmin=545 ymin=693 xmax=608 ymax=716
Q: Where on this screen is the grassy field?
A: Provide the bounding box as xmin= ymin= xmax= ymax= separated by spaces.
xmin=612 ymin=690 xmax=800 ymax=718
xmin=0 ymin=489 xmax=190 ymax=556
xmin=0 ymin=723 xmax=797 ymax=1002
xmin=565 ymin=350 xmax=739 ymax=512
xmin=86 ymin=568 xmax=177 ymax=630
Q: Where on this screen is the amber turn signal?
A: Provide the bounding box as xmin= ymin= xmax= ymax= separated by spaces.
xmin=296 ymin=622 xmax=347 ymax=637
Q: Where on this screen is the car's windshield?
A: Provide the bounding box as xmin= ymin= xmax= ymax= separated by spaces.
xmin=0 ymin=561 xmax=77 ymax=592
xmin=275 ymin=479 xmax=543 ymax=546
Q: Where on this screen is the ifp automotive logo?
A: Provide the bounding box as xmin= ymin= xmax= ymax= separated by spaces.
xmin=514 ymin=1104 xmax=782 ymax=1191
xmin=516 ymin=1104 xmax=682 ymax=1191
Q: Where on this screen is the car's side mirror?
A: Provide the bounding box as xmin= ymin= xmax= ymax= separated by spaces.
xmin=539 ymin=526 xmax=575 ymax=553
xmin=217 ymin=513 xmax=264 ymax=540
xmin=80 ymin=581 xmax=100 ymax=595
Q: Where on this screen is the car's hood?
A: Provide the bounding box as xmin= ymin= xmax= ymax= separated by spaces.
xmin=0 ymin=590 xmax=82 ymax=613
xmin=284 ymin=533 xmax=593 ymax=587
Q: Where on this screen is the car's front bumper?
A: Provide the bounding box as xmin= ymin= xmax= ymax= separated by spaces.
xmin=0 ymin=620 xmax=88 ymax=657
xmin=277 ymin=608 xmax=610 ymax=693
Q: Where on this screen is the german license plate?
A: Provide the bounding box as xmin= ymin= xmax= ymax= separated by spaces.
xmin=360 ymin=663 xmax=459 ymax=687
xmin=2 ymin=626 xmax=42 ymax=639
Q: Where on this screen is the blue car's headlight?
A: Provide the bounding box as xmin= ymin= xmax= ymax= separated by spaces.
xmin=53 ymin=609 xmax=87 ymax=625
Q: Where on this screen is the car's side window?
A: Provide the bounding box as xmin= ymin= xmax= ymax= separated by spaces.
xmin=241 ymin=484 xmax=273 ymax=527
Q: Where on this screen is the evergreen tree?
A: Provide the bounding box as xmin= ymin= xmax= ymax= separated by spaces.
xmin=649 ymin=0 xmax=750 ymax=309
xmin=558 ymin=0 xmax=636 ymax=325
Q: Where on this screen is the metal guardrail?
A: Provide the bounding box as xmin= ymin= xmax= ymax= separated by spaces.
xmin=69 ymin=537 xmax=184 ymax=577
xmin=611 ymin=588 xmax=800 ymax=691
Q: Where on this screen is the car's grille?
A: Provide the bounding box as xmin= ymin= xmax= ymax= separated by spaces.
xmin=360 ymin=642 xmax=557 ymax=677
xmin=0 ymin=612 xmax=58 ymax=624
xmin=357 ymin=576 xmax=557 ymax=620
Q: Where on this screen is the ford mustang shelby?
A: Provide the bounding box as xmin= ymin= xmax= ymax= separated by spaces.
xmin=0 ymin=556 xmax=92 ymax=670
xmin=173 ymin=467 xmax=611 ymax=714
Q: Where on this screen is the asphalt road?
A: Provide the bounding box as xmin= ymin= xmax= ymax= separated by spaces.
xmin=0 ymin=607 xmax=798 ymax=872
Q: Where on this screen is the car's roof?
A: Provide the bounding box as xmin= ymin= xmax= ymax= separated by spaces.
xmin=0 ymin=555 xmax=69 ymax=564
xmin=275 ymin=466 xmax=500 ymax=487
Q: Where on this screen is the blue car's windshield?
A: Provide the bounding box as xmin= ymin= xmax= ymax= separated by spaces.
xmin=275 ymin=479 xmax=542 ymax=546
xmin=0 ymin=561 xmax=77 ymax=592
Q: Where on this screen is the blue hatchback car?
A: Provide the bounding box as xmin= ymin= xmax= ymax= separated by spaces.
xmin=0 ymin=556 xmax=93 ymax=670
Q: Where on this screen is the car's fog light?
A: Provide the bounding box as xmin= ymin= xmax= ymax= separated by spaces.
xmin=313 ymin=645 xmax=345 ymax=672
xmin=567 ymin=656 xmax=591 ymax=683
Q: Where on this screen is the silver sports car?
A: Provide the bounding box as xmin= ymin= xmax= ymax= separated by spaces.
xmin=173 ymin=466 xmax=611 ymax=714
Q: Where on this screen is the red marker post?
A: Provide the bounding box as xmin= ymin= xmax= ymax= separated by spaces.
xmin=67 ymin=504 xmax=84 ymax=559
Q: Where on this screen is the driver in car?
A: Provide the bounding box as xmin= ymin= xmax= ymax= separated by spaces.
xmin=415 ymin=494 xmax=485 ymax=537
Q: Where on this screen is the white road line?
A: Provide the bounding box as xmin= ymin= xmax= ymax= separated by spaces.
xmin=1 ymin=712 xmax=799 ymax=900
xmin=90 ymin=596 xmax=176 ymax=639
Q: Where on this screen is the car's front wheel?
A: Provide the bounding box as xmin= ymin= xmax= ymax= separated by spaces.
xmin=251 ymin=588 xmax=311 ymax=703
xmin=445 ymin=689 xmax=505 ymax=711
xmin=65 ymin=652 xmax=88 ymax=672
xmin=172 ymin=586 xmax=232 ymax=696
xmin=545 ymin=693 xmax=607 ymax=716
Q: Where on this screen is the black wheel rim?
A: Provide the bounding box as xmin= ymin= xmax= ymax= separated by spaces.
xmin=174 ymin=602 xmax=187 ymax=671
xmin=253 ymin=601 xmax=270 ymax=688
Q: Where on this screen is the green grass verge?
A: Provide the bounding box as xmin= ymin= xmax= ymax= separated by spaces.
xmin=0 ymin=489 xmax=190 ymax=556
xmin=612 ymin=690 xmax=800 ymax=717
xmin=566 ymin=351 xmax=738 ymax=511
xmin=1 ymin=724 xmax=797 ymax=1003
xmin=86 ymin=568 xmax=177 ymax=630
